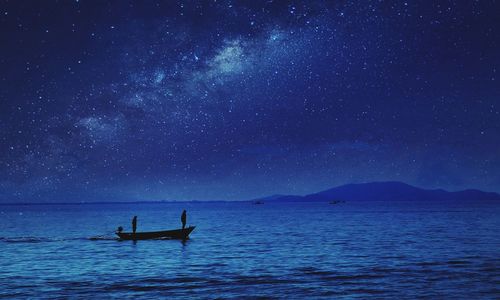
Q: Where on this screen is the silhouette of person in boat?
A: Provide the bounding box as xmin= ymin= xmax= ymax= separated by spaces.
xmin=132 ymin=216 xmax=137 ymax=234
xmin=181 ymin=210 xmax=187 ymax=229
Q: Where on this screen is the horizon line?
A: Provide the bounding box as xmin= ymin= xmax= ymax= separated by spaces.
xmin=1 ymin=181 xmax=499 ymax=205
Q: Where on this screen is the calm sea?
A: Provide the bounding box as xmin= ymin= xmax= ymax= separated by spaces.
xmin=1 ymin=200 xmax=499 ymax=299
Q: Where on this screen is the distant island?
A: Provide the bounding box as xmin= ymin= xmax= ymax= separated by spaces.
xmin=254 ymin=181 xmax=500 ymax=203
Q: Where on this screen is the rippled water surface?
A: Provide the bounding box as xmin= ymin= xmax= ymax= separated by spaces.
xmin=1 ymin=201 xmax=499 ymax=299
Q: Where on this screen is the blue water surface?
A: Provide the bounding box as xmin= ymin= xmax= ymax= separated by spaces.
xmin=1 ymin=200 xmax=499 ymax=299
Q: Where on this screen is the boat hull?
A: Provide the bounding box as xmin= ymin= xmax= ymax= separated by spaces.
xmin=116 ymin=226 xmax=195 ymax=240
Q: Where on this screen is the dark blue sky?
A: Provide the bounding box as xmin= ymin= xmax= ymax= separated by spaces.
xmin=1 ymin=1 xmax=499 ymax=202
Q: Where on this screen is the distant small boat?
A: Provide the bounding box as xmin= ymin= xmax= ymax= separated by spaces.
xmin=115 ymin=226 xmax=195 ymax=240
xmin=329 ymin=200 xmax=344 ymax=205
xmin=253 ymin=201 xmax=264 ymax=205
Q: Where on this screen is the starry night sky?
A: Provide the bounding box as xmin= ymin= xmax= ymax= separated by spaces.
xmin=1 ymin=1 xmax=499 ymax=202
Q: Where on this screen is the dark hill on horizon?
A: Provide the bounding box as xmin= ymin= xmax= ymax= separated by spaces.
xmin=256 ymin=182 xmax=500 ymax=202
xmin=2 ymin=182 xmax=499 ymax=205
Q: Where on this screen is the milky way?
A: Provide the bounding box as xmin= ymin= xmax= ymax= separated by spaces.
xmin=1 ymin=1 xmax=499 ymax=202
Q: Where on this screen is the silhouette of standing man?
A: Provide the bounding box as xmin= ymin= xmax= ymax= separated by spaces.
xmin=132 ymin=216 xmax=137 ymax=234
xmin=181 ymin=210 xmax=187 ymax=229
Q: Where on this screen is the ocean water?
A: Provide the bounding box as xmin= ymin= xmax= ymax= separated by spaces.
xmin=1 ymin=200 xmax=499 ymax=299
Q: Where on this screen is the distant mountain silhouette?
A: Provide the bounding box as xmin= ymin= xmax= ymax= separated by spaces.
xmin=258 ymin=182 xmax=500 ymax=202
xmin=3 ymin=181 xmax=499 ymax=205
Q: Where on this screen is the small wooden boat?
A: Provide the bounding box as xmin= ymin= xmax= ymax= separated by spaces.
xmin=115 ymin=226 xmax=195 ymax=240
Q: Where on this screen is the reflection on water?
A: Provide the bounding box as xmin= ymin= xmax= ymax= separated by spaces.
xmin=1 ymin=201 xmax=499 ymax=298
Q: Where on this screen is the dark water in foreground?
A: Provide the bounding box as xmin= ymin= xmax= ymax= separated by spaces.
xmin=1 ymin=201 xmax=499 ymax=299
